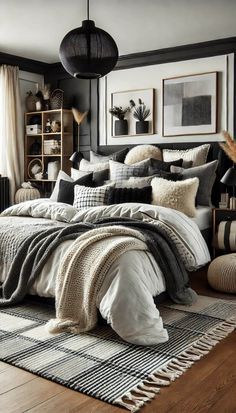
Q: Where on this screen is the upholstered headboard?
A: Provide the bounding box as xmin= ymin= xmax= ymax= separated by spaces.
xmin=98 ymin=142 xmax=231 ymax=207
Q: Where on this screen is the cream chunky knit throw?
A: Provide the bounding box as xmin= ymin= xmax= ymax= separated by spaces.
xmin=47 ymin=226 xmax=148 ymax=334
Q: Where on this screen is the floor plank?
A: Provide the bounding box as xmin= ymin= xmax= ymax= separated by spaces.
xmin=0 ymin=365 xmax=36 ymax=395
xmin=0 ymin=361 xmax=12 ymax=373
xmin=0 ymin=377 xmax=64 ymax=413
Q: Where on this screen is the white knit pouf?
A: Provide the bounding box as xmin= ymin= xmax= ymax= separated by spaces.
xmin=207 ymin=254 xmax=236 ymax=293
xmin=15 ymin=188 xmax=40 ymax=204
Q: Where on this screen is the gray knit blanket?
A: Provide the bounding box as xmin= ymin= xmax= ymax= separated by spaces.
xmin=0 ymin=217 xmax=196 ymax=307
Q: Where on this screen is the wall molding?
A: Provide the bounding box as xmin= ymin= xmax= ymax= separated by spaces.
xmin=115 ymin=36 xmax=236 ymax=70
xmin=0 ymin=51 xmax=49 ymax=74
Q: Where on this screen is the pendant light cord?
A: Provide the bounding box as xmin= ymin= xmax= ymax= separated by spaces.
xmin=87 ymin=0 xmax=90 ymax=20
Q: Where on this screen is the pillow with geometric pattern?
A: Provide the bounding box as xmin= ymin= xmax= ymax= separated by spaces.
xmin=73 ymin=183 xmax=114 ymax=209
xmin=109 ymin=159 xmax=151 ymax=181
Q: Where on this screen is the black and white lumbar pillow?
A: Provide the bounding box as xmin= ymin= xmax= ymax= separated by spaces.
xmin=109 ymin=159 xmax=150 ymax=181
xmin=73 ymin=183 xmax=113 ymax=209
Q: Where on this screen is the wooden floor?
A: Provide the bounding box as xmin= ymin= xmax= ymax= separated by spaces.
xmin=0 ymin=267 xmax=235 ymax=413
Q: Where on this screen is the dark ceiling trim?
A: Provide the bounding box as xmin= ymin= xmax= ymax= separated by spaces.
xmin=115 ymin=36 xmax=236 ymax=70
xmin=1 ymin=36 xmax=235 ymax=76
xmin=0 ymin=51 xmax=49 ymax=74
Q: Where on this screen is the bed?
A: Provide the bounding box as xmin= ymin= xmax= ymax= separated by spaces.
xmin=0 ymin=143 xmax=229 ymax=346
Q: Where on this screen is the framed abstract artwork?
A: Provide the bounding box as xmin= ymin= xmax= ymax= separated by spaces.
xmin=162 ymin=72 xmax=217 ymax=136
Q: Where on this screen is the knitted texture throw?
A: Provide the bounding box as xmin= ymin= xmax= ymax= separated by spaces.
xmin=47 ymin=226 xmax=148 ymax=334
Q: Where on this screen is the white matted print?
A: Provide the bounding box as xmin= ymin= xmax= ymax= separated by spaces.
xmin=162 ymin=72 xmax=217 ymax=136
xmin=110 ymin=88 xmax=154 ymax=137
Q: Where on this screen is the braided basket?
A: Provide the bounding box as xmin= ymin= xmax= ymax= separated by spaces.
xmin=50 ymin=89 xmax=64 ymax=109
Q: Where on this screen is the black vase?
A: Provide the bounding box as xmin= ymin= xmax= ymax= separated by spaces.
xmin=115 ymin=119 xmax=128 ymax=136
xmin=29 ymin=139 xmax=41 ymax=155
xmin=136 ymin=121 xmax=149 ymax=134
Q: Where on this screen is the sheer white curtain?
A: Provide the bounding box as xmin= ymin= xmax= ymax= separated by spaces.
xmin=0 ymin=65 xmax=24 ymax=204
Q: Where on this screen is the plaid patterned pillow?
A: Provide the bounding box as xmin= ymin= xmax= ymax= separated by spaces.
xmin=73 ymin=184 xmax=112 ymax=209
xmin=109 ymin=159 xmax=150 ymax=181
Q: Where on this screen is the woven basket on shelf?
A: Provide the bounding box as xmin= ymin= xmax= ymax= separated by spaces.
xmin=50 ymin=89 xmax=64 ymax=109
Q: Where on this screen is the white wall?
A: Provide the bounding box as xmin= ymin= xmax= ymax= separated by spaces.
xmin=99 ymin=54 xmax=234 ymax=146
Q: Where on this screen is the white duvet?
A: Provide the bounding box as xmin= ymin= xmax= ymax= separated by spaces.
xmin=1 ymin=200 xmax=210 ymax=345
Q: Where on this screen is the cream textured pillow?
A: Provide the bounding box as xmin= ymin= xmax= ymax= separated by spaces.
xmin=71 ymin=167 xmax=92 ymax=180
xmin=79 ymin=158 xmax=109 ymax=172
xmin=151 ymin=177 xmax=199 ymax=217
xmin=124 ymin=145 xmax=162 ymax=165
xmin=162 ymin=144 xmax=210 ymax=167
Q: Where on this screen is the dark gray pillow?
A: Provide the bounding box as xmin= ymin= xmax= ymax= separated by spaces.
xmin=149 ymin=158 xmax=183 ymax=172
xmin=92 ymin=169 xmax=109 ymax=186
xmin=90 ymin=148 xmax=128 ymax=163
xmin=107 ymin=186 xmax=152 ymax=205
xmin=171 ymin=160 xmax=218 ymax=206
xmin=58 ymin=173 xmax=93 ymax=204
xmin=129 ymin=171 xmax=182 ymax=188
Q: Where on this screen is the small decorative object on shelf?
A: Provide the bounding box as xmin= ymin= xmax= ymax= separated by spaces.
xmin=29 ymin=138 xmax=41 ymax=155
xmin=25 ymin=91 xmax=37 ymax=112
xmin=47 ymin=161 xmax=60 ymax=180
xmin=28 ymin=159 xmax=43 ymax=179
xmin=26 ymin=124 xmax=42 ymax=135
xmin=51 ymin=120 xmax=61 ymax=132
xmin=50 ymin=89 xmax=64 ymax=109
xmin=109 ymin=106 xmax=130 ymax=136
xmin=42 ymin=84 xmax=51 ymax=110
xmin=130 ymin=98 xmax=151 ymax=134
xmin=45 ymin=118 xmax=51 ymax=133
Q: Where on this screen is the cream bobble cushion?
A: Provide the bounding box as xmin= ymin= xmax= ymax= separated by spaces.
xmin=151 ymin=177 xmax=199 ymax=217
xmin=207 ymin=254 xmax=236 ymax=293
xmin=124 ymin=145 xmax=162 ymax=165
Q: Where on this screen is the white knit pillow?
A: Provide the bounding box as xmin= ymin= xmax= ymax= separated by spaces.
xmin=151 ymin=177 xmax=199 ymax=217
xmin=125 ymin=145 xmax=162 ymax=165
xmin=162 ymin=144 xmax=210 ymax=167
xmin=79 ymin=158 xmax=109 ymax=172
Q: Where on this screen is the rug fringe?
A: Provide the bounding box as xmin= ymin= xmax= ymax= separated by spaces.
xmin=114 ymin=316 xmax=236 ymax=412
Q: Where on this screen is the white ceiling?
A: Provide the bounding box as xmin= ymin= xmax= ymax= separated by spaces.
xmin=0 ymin=0 xmax=236 ymax=64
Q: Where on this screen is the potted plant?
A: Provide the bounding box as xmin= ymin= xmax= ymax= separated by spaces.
xmin=130 ymin=98 xmax=151 ymax=134
xmin=109 ymin=106 xmax=130 ymax=136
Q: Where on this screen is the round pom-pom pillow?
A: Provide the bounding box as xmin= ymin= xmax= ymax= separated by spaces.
xmin=124 ymin=145 xmax=162 ymax=165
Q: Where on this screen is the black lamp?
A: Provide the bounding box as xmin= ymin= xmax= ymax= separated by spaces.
xmin=59 ymin=0 xmax=118 ymax=79
xmin=69 ymin=151 xmax=84 ymax=164
xmin=220 ymin=167 xmax=236 ymax=198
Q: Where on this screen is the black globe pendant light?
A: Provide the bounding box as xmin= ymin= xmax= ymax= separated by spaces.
xmin=59 ymin=0 xmax=118 ymax=79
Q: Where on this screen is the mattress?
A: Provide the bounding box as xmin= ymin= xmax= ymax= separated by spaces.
xmin=192 ymin=206 xmax=212 ymax=231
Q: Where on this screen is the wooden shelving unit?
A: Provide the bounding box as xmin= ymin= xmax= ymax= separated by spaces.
xmin=24 ymin=109 xmax=73 ymax=195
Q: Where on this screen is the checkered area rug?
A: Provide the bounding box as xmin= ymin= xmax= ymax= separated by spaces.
xmin=0 ymin=296 xmax=235 ymax=412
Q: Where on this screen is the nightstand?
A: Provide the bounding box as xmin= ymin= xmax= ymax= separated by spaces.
xmin=212 ymin=208 xmax=236 ymax=256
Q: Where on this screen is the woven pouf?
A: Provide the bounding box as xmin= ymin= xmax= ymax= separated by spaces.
xmin=207 ymin=254 xmax=236 ymax=293
xmin=15 ymin=188 xmax=40 ymax=204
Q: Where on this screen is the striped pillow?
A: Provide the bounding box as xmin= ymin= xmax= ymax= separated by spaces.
xmin=73 ymin=184 xmax=113 ymax=209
